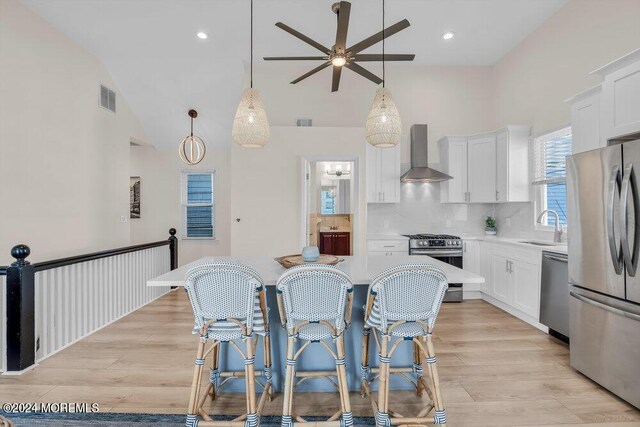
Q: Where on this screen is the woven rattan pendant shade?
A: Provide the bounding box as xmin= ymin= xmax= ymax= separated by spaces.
xmin=232 ymin=88 xmax=270 ymax=148
xmin=365 ymin=87 xmax=401 ymax=148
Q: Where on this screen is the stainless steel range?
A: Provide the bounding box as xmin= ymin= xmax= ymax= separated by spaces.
xmin=403 ymin=234 xmax=463 ymax=302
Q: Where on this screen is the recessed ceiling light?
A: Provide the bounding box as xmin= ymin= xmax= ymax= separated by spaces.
xmin=442 ymin=32 xmax=455 ymax=41
xmin=196 ymin=31 xmax=208 ymax=40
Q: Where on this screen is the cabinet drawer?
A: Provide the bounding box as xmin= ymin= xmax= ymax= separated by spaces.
xmin=492 ymin=244 xmax=541 ymax=265
xmin=367 ymin=240 xmax=408 ymax=253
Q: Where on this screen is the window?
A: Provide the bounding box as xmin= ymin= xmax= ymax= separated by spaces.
xmin=532 ymin=127 xmax=572 ymax=227
xmin=182 ymin=172 xmax=215 ymax=239
xmin=320 ymin=187 xmax=335 ymax=214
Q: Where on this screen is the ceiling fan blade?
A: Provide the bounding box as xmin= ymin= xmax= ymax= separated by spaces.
xmin=347 ymin=19 xmax=411 ymax=54
xmin=345 ymin=62 xmax=383 ymax=85
xmin=331 ymin=65 xmax=342 ymax=92
xmin=354 ymin=54 xmax=415 ymax=61
xmin=275 ymin=22 xmax=331 ymax=54
xmin=334 ymin=1 xmax=351 ymax=50
xmin=291 ymin=62 xmax=331 ymax=84
xmin=264 ymin=56 xmax=329 ymax=61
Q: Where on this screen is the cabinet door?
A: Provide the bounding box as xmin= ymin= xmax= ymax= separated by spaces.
xmin=379 ymin=144 xmax=401 ymax=203
xmin=571 ymin=92 xmax=601 ymax=154
xmin=511 ymin=259 xmax=541 ymax=319
xmin=491 ymin=255 xmax=510 ymax=303
xmin=366 ymin=144 xmax=381 ymax=202
xmin=468 ymin=135 xmax=496 ymax=203
xmin=319 ymin=233 xmax=332 ymax=254
xmin=446 ymin=138 xmax=468 ymax=203
xmin=601 ymin=61 xmax=640 ymax=140
xmin=333 ymin=233 xmax=351 ymax=256
xmin=479 ymin=242 xmax=493 ymax=295
xmin=463 ymin=241 xmax=480 ymax=274
xmin=496 ymin=129 xmax=508 ymax=202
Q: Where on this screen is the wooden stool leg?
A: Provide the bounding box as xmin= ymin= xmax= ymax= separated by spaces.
xmin=281 ymin=335 xmax=296 ymax=427
xmin=209 ymin=342 xmax=220 ymax=400
xmin=244 ymin=335 xmax=259 ymax=427
xmin=186 ymin=338 xmax=206 ymax=427
xmin=413 ymin=340 xmax=424 ymax=397
xmin=263 ymin=332 xmax=274 ymax=401
xmin=422 ymin=335 xmax=446 ymax=426
xmin=335 ymin=334 xmax=353 ymax=426
xmin=360 ymin=327 xmax=371 ymax=398
xmin=375 ymin=333 xmax=391 ymax=427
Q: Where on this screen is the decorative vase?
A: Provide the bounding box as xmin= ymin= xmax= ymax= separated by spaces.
xmin=485 ymin=227 xmax=497 ymax=236
xmin=301 ymin=246 xmax=320 ymax=262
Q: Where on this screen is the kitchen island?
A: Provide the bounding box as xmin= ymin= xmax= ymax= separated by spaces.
xmin=148 ymin=255 xmax=484 ymax=392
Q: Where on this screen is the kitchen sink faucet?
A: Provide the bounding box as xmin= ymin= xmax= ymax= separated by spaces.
xmin=536 ymin=209 xmax=564 ymax=243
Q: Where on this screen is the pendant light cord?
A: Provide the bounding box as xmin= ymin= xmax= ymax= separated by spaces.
xmin=382 ymin=0 xmax=385 ymax=89
xmin=190 ymin=116 xmax=193 ymax=137
xmin=250 ymin=0 xmax=254 ymax=89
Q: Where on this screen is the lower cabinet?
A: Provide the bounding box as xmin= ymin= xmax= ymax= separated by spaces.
xmin=367 ymin=239 xmax=408 ymax=256
xmin=319 ymin=232 xmax=351 ymax=256
xmin=491 ymin=255 xmax=511 ymax=304
xmin=511 ymin=259 xmax=541 ymax=318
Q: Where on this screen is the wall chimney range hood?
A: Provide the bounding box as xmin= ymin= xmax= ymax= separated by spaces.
xmin=400 ymin=124 xmax=452 ymax=182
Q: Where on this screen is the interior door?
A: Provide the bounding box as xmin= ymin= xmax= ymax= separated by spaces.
xmin=468 ymin=134 xmax=496 ymax=202
xmin=621 ymin=141 xmax=640 ymax=304
xmin=567 ymin=145 xmax=625 ymax=299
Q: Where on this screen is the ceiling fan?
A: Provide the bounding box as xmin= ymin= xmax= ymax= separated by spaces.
xmin=263 ymin=1 xmax=415 ymax=92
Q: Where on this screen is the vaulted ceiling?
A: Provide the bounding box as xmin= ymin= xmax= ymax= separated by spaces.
xmin=22 ymin=0 xmax=567 ymax=150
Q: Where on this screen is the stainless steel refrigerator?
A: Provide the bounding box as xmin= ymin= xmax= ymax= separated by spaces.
xmin=567 ymin=139 xmax=640 ymax=409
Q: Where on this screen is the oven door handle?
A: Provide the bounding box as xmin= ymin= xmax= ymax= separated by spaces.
xmin=410 ymin=250 xmax=463 ymax=257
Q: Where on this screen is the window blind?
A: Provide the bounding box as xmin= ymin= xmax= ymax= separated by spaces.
xmin=532 ymin=127 xmax=572 ymax=185
xmin=185 ymin=173 xmax=214 ymax=238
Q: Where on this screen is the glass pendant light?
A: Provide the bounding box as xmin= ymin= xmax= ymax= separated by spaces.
xmin=179 ymin=109 xmax=206 ymax=165
xmin=232 ymin=0 xmax=270 ymax=148
xmin=365 ymin=0 xmax=401 ymax=148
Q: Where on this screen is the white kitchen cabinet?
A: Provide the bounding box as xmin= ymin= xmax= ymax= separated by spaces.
xmin=567 ymin=86 xmax=602 ymax=154
xmin=491 ymin=254 xmax=511 ymax=304
xmin=595 ymin=49 xmax=640 ymax=141
xmin=438 ymin=136 xmax=468 ymax=203
xmin=367 ymin=239 xmax=408 ymax=256
xmin=467 ymin=134 xmax=496 ymax=203
xmin=366 ymin=143 xmax=401 ymax=203
xmin=511 ymin=259 xmax=541 ymax=319
xmin=479 ymin=241 xmax=493 ymax=295
xmin=463 ymin=240 xmax=480 ymax=274
xmin=495 ymin=126 xmax=531 ymax=202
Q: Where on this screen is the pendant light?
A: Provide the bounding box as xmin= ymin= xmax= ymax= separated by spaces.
xmin=179 ymin=109 xmax=206 ymax=165
xmin=232 ymin=0 xmax=270 ymax=148
xmin=365 ymin=0 xmax=401 ymax=148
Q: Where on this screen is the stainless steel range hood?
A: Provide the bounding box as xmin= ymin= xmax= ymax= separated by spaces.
xmin=400 ymin=124 xmax=452 ymax=182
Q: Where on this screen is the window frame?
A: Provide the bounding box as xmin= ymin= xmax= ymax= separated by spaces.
xmin=180 ymin=170 xmax=216 ymax=240
xmin=531 ymin=126 xmax=571 ymax=232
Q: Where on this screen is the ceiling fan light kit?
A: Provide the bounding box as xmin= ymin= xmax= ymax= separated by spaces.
xmin=178 ymin=109 xmax=206 ymax=165
xmin=233 ymin=0 xmax=270 ymax=148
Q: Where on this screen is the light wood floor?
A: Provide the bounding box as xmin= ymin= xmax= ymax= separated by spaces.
xmin=1 ymin=290 xmax=639 ymax=426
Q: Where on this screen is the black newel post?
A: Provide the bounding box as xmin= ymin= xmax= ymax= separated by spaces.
xmin=168 ymin=228 xmax=178 ymax=271
xmin=6 ymin=244 xmax=35 ymax=372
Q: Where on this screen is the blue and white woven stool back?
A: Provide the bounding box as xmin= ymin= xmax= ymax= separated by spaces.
xmin=277 ymin=264 xmax=353 ymax=330
xmin=370 ymin=264 xmax=448 ymax=329
xmin=185 ymin=262 xmax=263 ymax=331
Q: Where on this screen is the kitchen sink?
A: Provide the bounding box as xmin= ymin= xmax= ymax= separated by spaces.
xmin=519 ymin=240 xmax=558 ymax=246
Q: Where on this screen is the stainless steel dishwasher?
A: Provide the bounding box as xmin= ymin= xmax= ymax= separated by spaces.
xmin=540 ymin=251 xmax=570 ymax=341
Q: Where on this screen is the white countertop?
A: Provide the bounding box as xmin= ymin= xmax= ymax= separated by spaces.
xmin=462 ymin=235 xmax=568 ymax=255
xmin=147 ymin=255 xmax=484 ymax=287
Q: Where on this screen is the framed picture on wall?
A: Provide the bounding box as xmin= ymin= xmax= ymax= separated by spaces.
xmin=130 ymin=176 xmax=141 ymax=219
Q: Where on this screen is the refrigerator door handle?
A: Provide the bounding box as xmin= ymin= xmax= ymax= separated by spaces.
xmin=620 ymin=163 xmax=640 ymax=277
xmin=570 ymin=291 xmax=640 ymax=322
xmin=608 ymin=166 xmax=624 ymax=275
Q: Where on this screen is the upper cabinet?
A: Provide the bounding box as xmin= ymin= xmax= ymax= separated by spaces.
xmin=439 ymin=126 xmax=530 ymax=204
xmin=568 ymin=49 xmax=640 ymax=154
xmin=366 ymin=143 xmax=401 ymax=203
xmin=438 ymin=136 xmax=467 ymax=203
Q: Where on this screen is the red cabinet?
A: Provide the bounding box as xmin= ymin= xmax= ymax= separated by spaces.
xmin=319 ymin=232 xmax=351 ymax=256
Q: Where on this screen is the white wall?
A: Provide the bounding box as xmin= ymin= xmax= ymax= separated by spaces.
xmin=0 ymin=1 xmax=147 ymax=264
xmin=129 ymin=146 xmax=231 ymax=265
xmin=230 ymin=127 xmax=367 ymax=256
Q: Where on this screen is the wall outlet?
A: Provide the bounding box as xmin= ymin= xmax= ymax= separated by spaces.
xmin=383 ymin=220 xmax=390 ymax=229
xmin=505 ymin=217 xmax=512 ymax=227
xmin=120 ymin=215 xmax=128 ymax=223
xmin=446 ymin=219 xmax=452 ymax=227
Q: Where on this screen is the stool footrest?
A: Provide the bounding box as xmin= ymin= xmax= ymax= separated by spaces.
xmin=295 ymin=370 xmax=338 ymax=378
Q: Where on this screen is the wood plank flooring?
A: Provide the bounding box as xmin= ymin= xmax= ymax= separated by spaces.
xmin=1 ymin=290 xmax=638 ymax=426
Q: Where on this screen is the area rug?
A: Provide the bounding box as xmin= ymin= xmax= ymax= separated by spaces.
xmin=5 ymin=412 xmax=376 ymax=426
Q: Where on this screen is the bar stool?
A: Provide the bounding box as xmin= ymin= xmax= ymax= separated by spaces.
xmin=184 ymin=262 xmax=274 ymax=427
xmin=360 ymin=264 xmax=449 ymax=427
xmin=276 ymin=264 xmax=354 ymax=427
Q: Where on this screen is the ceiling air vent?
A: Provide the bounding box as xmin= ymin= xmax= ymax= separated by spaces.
xmin=296 ymin=119 xmax=312 ymax=127
xmin=100 ymin=84 xmax=116 ymax=113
